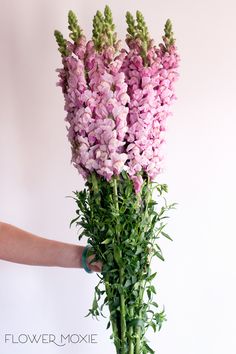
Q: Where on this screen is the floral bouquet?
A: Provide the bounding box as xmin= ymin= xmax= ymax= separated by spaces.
xmin=54 ymin=6 xmax=179 ymax=354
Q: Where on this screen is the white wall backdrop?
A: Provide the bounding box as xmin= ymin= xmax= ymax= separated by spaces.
xmin=0 ymin=0 xmax=236 ymax=353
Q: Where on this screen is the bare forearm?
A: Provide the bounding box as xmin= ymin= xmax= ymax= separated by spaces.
xmin=0 ymin=222 xmax=83 ymax=268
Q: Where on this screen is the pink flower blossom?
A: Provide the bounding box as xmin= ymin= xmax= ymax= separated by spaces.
xmin=120 ymin=36 xmax=180 ymax=192
xmin=56 ymin=29 xmax=179 ymax=194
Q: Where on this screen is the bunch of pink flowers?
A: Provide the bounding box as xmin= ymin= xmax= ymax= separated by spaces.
xmin=55 ymin=8 xmax=179 ymax=193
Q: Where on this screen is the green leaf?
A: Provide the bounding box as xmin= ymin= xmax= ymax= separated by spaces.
xmin=135 ymin=246 xmax=143 ymax=255
xmin=161 ymin=184 xmax=168 ymax=193
xmin=128 ymin=318 xmax=145 ymax=329
xmin=69 ymin=216 xmax=79 ymax=227
xmin=161 ymin=231 xmax=173 ymax=241
xmin=124 ymin=279 xmax=132 ymax=288
xmin=148 ymin=285 xmax=156 ymax=294
xmin=147 ymin=272 xmax=157 ymax=282
xmin=143 ymin=341 xmax=155 ymax=354
xmin=84 ymin=309 xmax=92 ymax=318
xmin=101 ymin=238 xmax=112 ymax=244
xmin=154 ymin=250 xmax=165 ymax=261
xmin=150 ymin=321 xmax=157 ymax=332
xmin=106 ymin=321 xmax=111 ymax=329
xmin=114 ymin=245 xmax=122 ymax=266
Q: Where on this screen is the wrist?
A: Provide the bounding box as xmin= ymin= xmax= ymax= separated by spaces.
xmin=73 ymin=245 xmax=83 ymax=268
xmin=55 ymin=243 xmax=82 ymax=268
xmin=82 ymin=245 xmax=93 ymax=273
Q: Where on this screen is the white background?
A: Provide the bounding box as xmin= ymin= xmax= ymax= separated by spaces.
xmin=0 ymin=0 xmax=236 ymax=353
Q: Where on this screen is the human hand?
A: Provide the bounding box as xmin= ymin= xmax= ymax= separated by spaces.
xmin=86 ymin=252 xmax=103 ymax=272
xmin=81 ymin=246 xmax=102 ymax=273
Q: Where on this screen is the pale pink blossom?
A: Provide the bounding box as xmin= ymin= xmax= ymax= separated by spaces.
xmin=56 ymin=28 xmax=179 ymax=194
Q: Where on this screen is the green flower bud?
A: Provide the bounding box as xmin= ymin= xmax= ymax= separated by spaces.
xmin=92 ymin=6 xmax=116 ymax=52
xmin=163 ymin=18 xmax=175 ymax=48
xmin=54 ymin=30 xmax=70 ymax=57
xmin=68 ymin=10 xmax=82 ymax=43
xmin=92 ymin=10 xmax=104 ymax=51
xmin=126 ymin=11 xmax=136 ymax=37
xmin=104 ymin=5 xmax=113 ymax=26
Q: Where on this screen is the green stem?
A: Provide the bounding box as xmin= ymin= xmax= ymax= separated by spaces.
xmin=105 ymin=280 xmax=120 ymax=351
xmin=128 ymin=307 xmax=134 ymax=354
xmin=134 ymin=178 xmax=152 ymax=352
xmin=120 ymin=268 xmax=126 ymax=354
xmin=113 ymin=177 xmax=126 ymax=354
xmin=134 ymin=277 xmax=146 ymax=353
xmin=135 ymin=326 xmax=141 ymax=354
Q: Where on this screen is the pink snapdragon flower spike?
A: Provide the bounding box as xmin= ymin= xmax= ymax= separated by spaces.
xmin=123 ymin=13 xmax=180 ymax=192
xmin=55 ymin=8 xmax=129 ymax=181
